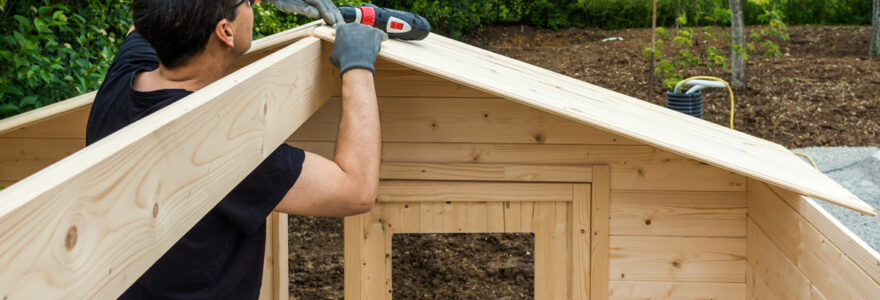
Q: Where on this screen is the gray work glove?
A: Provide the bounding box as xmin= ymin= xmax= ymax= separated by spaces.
xmin=329 ymin=22 xmax=388 ymax=76
xmin=265 ymin=0 xmax=344 ymax=26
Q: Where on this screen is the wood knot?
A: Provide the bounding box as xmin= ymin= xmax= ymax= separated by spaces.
xmin=533 ymin=134 xmax=544 ymax=143
xmin=431 ymin=122 xmax=437 ymax=128
xmin=637 ymin=169 xmax=645 ymax=176
xmin=483 ymin=113 xmax=489 ymax=118
xmin=404 ymin=204 xmax=409 ymax=209
xmin=65 ymin=226 xmax=78 ymax=250
xmin=619 ymin=273 xmax=625 ymax=279
xmin=580 ymin=229 xmax=586 ymax=234
xmin=672 ymin=260 xmax=681 ymax=268
xmin=644 ymin=219 xmax=652 ymax=226
xmin=445 ymin=201 xmax=452 ymax=204
xmin=153 ymin=203 xmax=159 ymax=218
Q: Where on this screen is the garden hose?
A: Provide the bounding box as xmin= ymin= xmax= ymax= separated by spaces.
xmin=677 ymin=76 xmax=735 ymax=129
xmin=674 ymin=77 xmax=820 ymax=170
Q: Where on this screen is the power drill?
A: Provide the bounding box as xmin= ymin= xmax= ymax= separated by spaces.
xmin=339 ymin=4 xmax=431 ymax=41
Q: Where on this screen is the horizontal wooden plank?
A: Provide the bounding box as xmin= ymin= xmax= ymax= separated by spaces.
xmin=379 ymin=162 xmax=592 ymax=182
xmin=0 ymin=138 xmax=84 ymax=181
xmin=767 ymin=183 xmax=880 ymax=289
xmin=377 ymin=181 xmax=574 ymax=203
xmin=291 ymin=97 xmax=635 ymax=144
xmin=747 ymin=180 xmax=880 ymax=299
xmin=0 ymin=37 xmax=338 ymax=298
xmin=0 ymin=106 xmax=90 ymax=139
xmin=610 ymin=190 xmax=746 ymax=237
xmin=609 ymin=236 xmax=746 ymax=283
xmin=291 ymin=142 xmax=747 ymax=191
xmin=373 ymin=59 xmax=492 ymax=98
xmin=608 ymin=281 xmax=745 ymax=300
xmin=746 ymin=217 xmax=813 ymax=299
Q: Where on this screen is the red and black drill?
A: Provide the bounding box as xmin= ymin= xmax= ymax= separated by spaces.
xmin=339 ymin=4 xmax=431 ymax=41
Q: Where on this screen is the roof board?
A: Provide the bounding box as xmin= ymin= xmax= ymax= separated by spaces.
xmin=312 ymin=26 xmax=875 ymax=215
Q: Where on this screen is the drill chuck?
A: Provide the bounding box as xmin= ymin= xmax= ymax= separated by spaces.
xmin=339 ymin=5 xmax=431 ymax=41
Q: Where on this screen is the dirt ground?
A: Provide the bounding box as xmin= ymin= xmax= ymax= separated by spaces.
xmin=288 ymin=25 xmax=880 ymax=299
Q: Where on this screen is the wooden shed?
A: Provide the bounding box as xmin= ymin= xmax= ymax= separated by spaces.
xmin=0 ymin=22 xmax=878 ymax=299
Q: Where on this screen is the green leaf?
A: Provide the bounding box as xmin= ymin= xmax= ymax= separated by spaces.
xmin=19 ymin=95 xmax=39 ymax=107
xmin=3 ymin=85 xmax=23 ymax=95
xmin=34 ymin=18 xmax=48 ymax=33
xmin=0 ymin=104 xmax=20 ymax=114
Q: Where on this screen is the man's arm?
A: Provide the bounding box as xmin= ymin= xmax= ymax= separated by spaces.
xmin=274 ymin=23 xmax=387 ymax=217
xmin=274 ymin=69 xmax=380 ymax=216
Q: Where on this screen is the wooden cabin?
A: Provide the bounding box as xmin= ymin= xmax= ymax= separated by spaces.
xmin=0 ymin=21 xmax=878 ymax=299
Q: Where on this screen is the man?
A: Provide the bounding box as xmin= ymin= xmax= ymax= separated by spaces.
xmin=84 ymin=0 xmax=386 ymax=298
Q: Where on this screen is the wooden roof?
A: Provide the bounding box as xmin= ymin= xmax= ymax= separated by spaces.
xmin=311 ymin=26 xmax=875 ymax=215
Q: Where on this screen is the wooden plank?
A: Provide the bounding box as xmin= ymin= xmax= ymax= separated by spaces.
xmin=312 ymin=26 xmax=873 ymax=215
xmin=259 ymin=212 xmax=289 ymax=300
xmin=0 ymin=106 xmax=90 ymax=139
xmin=521 ymin=202 xmax=535 ymax=232
xmin=292 ymin=97 xmax=634 ymax=145
xmin=571 ymin=184 xmax=590 ymax=300
xmin=610 ymin=190 xmax=747 ymax=237
xmin=552 ymin=201 xmax=570 ymax=299
xmin=395 ymin=202 xmax=420 ymax=234
xmin=746 ymin=218 xmax=812 ymax=299
xmin=363 ymin=205 xmax=390 ymax=300
xmin=533 ymin=202 xmax=554 ymax=299
xmin=768 ymin=183 xmax=880 ymax=289
xmin=0 ymin=37 xmax=339 ymax=299
xmin=590 ymin=165 xmax=610 ymax=300
xmin=748 ymin=180 xmax=880 ymax=298
xmin=292 ymin=142 xmax=746 ymax=192
xmin=0 ymin=22 xmax=320 ymax=140
xmin=373 ymin=59 xmax=492 ymax=98
xmin=609 ymin=236 xmax=746 ymax=283
xmin=418 ymin=202 xmax=442 ymax=233
xmin=609 ymin=281 xmax=745 ymax=300
xmin=0 ymin=138 xmax=84 ymax=181
xmin=465 ymin=202 xmax=488 ymax=233
xmin=377 ymin=181 xmax=574 ymax=203
xmin=504 ymin=202 xmax=522 ymax=232
xmin=378 ymin=162 xmax=592 ymax=182
xmin=746 ymin=264 xmax=777 ymax=300
xmin=344 ymin=215 xmax=364 ymax=300
xmin=487 ymin=202 xmax=505 ymax=232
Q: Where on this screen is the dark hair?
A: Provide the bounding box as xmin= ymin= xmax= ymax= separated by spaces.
xmin=132 ymin=0 xmax=240 ymax=68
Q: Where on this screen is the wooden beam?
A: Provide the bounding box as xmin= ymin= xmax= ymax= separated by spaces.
xmin=0 ymin=21 xmax=321 ymax=140
xmin=610 ymin=190 xmax=747 ymax=237
xmin=379 ymin=162 xmax=592 ymax=182
xmin=609 ymin=281 xmax=745 ymax=300
xmin=0 ymin=37 xmax=338 ymax=299
xmin=377 ymin=181 xmax=575 ymax=203
xmin=590 ymin=165 xmax=611 ymax=299
xmin=609 ymin=236 xmax=746 ymax=283
xmin=310 ymin=26 xmax=874 ymax=215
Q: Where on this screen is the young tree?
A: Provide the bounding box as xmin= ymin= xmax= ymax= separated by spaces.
xmin=871 ymin=0 xmax=880 ymax=59
xmin=729 ymin=0 xmax=746 ymax=86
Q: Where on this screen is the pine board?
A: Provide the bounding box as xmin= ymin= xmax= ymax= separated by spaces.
xmin=610 ymin=190 xmax=746 ymax=237
xmin=0 ymin=37 xmax=338 ymax=298
xmin=608 ymin=236 xmax=746 ymax=283
xmin=311 ymin=26 xmax=873 ymax=215
xmin=608 ymin=281 xmax=745 ymax=300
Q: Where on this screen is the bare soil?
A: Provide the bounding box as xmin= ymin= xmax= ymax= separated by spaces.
xmin=288 ymin=25 xmax=880 ymax=299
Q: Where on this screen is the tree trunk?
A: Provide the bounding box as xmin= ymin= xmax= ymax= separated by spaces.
xmin=648 ymin=0 xmax=657 ymax=100
xmin=871 ymin=0 xmax=880 ymax=59
xmin=729 ymin=0 xmax=746 ymax=87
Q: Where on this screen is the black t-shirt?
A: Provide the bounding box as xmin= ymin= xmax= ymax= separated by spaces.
xmin=86 ymin=31 xmax=305 ymax=299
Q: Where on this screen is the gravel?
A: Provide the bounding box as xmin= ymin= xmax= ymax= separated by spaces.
xmin=792 ymin=147 xmax=880 ymax=251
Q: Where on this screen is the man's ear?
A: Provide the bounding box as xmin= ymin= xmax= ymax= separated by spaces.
xmin=214 ymin=19 xmax=235 ymax=48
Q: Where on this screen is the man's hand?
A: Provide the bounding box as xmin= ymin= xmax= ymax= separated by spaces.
xmin=265 ymin=0 xmax=344 ymax=25
xmin=329 ymin=22 xmax=388 ymax=75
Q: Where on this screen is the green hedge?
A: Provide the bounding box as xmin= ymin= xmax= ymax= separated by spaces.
xmin=0 ymin=0 xmax=873 ymax=118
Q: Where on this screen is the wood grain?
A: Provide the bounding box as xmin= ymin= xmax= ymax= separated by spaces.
xmin=292 ymin=96 xmax=635 ymax=145
xmin=610 ymin=190 xmax=746 ymax=237
xmin=590 ymin=166 xmax=611 ymax=300
xmin=0 ymin=37 xmax=338 ymax=299
xmin=609 ymin=236 xmax=746 ymax=283
xmin=379 ymin=162 xmax=592 ymax=182
xmin=0 ymin=138 xmax=84 ymax=181
xmin=377 ymin=181 xmax=574 ymax=203
xmin=311 ymin=25 xmax=873 ymax=215
xmin=609 ymin=281 xmax=745 ymax=300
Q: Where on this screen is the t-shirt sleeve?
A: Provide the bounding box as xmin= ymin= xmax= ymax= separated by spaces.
xmin=105 ymin=31 xmax=159 ymax=78
xmin=216 ymin=144 xmax=306 ymax=233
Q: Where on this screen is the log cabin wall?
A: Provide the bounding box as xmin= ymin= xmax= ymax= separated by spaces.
xmin=291 ymin=59 xmax=749 ymax=299
xmin=745 ymin=179 xmax=880 ymax=299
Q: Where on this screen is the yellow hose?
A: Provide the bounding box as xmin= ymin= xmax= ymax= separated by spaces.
xmin=677 ymin=76 xmax=735 ymax=129
xmin=792 ymin=152 xmax=820 ymax=170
